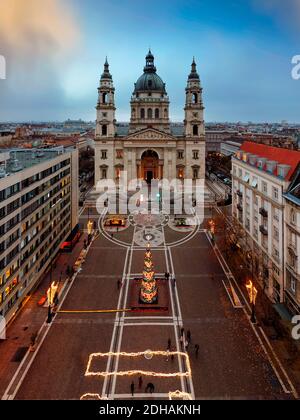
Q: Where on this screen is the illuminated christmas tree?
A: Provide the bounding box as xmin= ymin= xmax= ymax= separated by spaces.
xmin=140 ymin=243 xmax=158 ymax=304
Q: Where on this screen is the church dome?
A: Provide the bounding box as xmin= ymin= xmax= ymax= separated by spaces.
xmin=134 ymin=50 xmax=166 ymax=94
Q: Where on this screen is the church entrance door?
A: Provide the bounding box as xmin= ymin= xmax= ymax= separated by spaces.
xmin=141 ymin=150 xmax=159 ymax=184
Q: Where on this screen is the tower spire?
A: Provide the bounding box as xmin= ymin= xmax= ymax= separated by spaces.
xmin=189 ymin=57 xmax=199 ymax=80
xmin=101 ymin=57 xmax=112 ymax=80
xmin=144 ymin=49 xmax=156 ymax=73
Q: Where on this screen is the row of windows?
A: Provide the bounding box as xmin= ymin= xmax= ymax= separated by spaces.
xmin=138 ymin=108 xmax=163 ymax=120
xmin=100 ymin=150 xmax=200 ymax=160
xmin=233 ymin=166 xmax=280 ymax=201
xmin=0 ymin=201 xmax=71 ymax=295
xmin=0 ymin=216 xmax=71 ymax=315
xmin=0 ymin=192 xmax=71 ymax=277
xmin=0 ymin=159 xmax=70 ymax=202
xmin=0 ymin=169 xmax=70 ymax=235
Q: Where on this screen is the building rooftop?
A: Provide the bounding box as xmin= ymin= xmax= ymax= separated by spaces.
xmin=238 ymin=141 xmax=300 ymax=181
xmin=0 ymin=148 xmax=70 ymax=177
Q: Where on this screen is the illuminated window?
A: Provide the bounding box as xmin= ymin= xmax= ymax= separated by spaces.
xmin=178 ymin=168 xmax=184 ymax=179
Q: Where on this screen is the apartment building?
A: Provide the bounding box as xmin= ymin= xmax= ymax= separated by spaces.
xmin=0 ymin=148 xmax=78 ymax=323
xmin=284 ymin=171 xmax=300 ymax=315
xmin=232 ymin=142 xmax=300 ymax=307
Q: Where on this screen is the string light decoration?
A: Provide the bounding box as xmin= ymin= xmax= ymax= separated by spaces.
xmin=84 ymin=350 xmax=192 ymax=378
xmin=140 ymin=243 xmax=158 ymax=304
xmin=168 ymin=390 xmax=193 ymax=400
xmin=80 ymin=393 xmax=108 ymax=400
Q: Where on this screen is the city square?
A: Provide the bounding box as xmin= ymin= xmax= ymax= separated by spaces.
xmin=0 ymin=0 xmax=300 ymax=407
xmin=0 ymin=199 xmax=297 ymax=400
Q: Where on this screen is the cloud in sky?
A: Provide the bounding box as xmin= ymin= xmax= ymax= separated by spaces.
xmin=0 ymin=0 xmax=299 ymax=122
xmin=252 ymin=0 xmax=300 ymax=34
xmin=0 ymin=0 xmax=81 ymax=121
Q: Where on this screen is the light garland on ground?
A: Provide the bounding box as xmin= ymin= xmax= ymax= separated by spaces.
xmin=80 ymin=393 xmax=108 ymax=400
xmin=85 ymin=350 xmax=192 ymax=378
xmin=168 ymin=390 xmax=193 ymax=400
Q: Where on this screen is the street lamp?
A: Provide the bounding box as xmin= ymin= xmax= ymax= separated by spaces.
xmin=246 ymin=279 xmax=258 ymax=324
xmin=87 ymin=205 xmax=93 ymax=244
xmin=208 ymin=219 xmax=215 ymax=243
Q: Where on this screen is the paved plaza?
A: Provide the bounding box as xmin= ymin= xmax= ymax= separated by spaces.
xmin=0 ymin=209 xmax=297 ymax=400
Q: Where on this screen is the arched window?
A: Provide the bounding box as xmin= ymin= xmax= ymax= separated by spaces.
xmin=193 ymin=125 xmax=198 ymax=136
xmin=147 ymin=108 xmax=153 ymax=119
xmin=155 ymin=108 xmax=159 ymax=119
xmin=192 ymin=93 xmax=198 ymax=104
xmin=102 ymin=125 xmax=108 ymax=136
xmin=141 ymin=108 xmax=145 ymax=119
xmin=102 ymin=93 xmax=107 ymax=104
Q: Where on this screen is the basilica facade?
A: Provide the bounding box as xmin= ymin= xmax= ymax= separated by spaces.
xmin=94 ymin=51 xmax=205 ymax=185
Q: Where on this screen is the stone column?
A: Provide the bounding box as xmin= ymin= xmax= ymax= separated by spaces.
xmin=164 ymin=149 xmax=169 ymax=180
xmin=131 ymin=149 xmax=137 ymax=180
xmin=136 ymin=159 xmax=142 ymax=180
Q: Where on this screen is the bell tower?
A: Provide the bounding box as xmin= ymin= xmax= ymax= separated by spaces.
xmin=96 ymin=58 xmax=116 ymax=139
xmin=184 ymin=58 xmax=205 ymax=139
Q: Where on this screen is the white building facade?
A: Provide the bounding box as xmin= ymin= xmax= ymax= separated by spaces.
xmin=232 ymin=142 xmax=300 ymax=305
xmin=0 ymin=148 xmax=78 ymax=323
xmin=94 ymin=52 xmax=205 ymax=185
xmin=284 ymin=174 xmax=300 ymax=315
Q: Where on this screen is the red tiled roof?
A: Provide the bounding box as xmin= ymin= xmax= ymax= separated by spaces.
xmin=240 ymin=141 xmax=300 ymax=181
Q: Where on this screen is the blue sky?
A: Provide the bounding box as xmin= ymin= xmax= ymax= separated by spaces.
xmin=0 ymin=0 xmax=299 ymax=122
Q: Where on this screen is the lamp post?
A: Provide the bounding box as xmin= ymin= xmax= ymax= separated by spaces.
xmin=47 ymin=262 xmax=53 ymax=324
xmin=246 ymin=279 xmax=258 ymax=324
xmin=208 ymin=219 xmax=215 ymax=244
xmin=87 ymin=205 xmax=93 ymax=244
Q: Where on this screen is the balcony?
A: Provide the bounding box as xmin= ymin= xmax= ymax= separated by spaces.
xmin=259 ymin=225 xmax=268 ymax=236
xmin=237 ymin=203 xmax=243 ymax=212
xmin=237 ymin=190 xmax=243 ymax=198
xmin=259 ymin=207 xmax=268 ymax=218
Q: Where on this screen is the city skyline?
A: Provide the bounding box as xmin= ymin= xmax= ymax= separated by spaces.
xmin=0 ymin=0 xmax=300 ymax=123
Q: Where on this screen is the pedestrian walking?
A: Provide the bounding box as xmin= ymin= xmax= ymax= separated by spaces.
xmin=173 ymin=277 xmax=176 ymax=287
xmin=180 ymin=327 xmax=184 ymax=338
xmin=187 ymin=330 xmax=191 ymax=343
xmin=166 ymin=349 xmax=170 ymax=362
xmin=195 ymin=344 xmax=200 ymax=358
xmin=185 ymin=339 xmax=189 ymax=351
xmin=117 ymin=279 xmax=122 ymax=290
xmin=130 ymin=381 xmax=135 ymax=397
xmin=138 ymin=376 xmax=143 ymax=389
xmin=165 ymin=272 xmax=168 ymax=280
xmin=167 ymin=338 xmax=171 ymax=350
xmin=171 ymin=348 xmax=175 ymax=362
xmin=145 ymin=383 xmax=155 ymax=393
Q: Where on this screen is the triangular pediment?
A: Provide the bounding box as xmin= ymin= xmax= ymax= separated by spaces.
xmin=126 ymin=127 xmax=175 ymax=141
